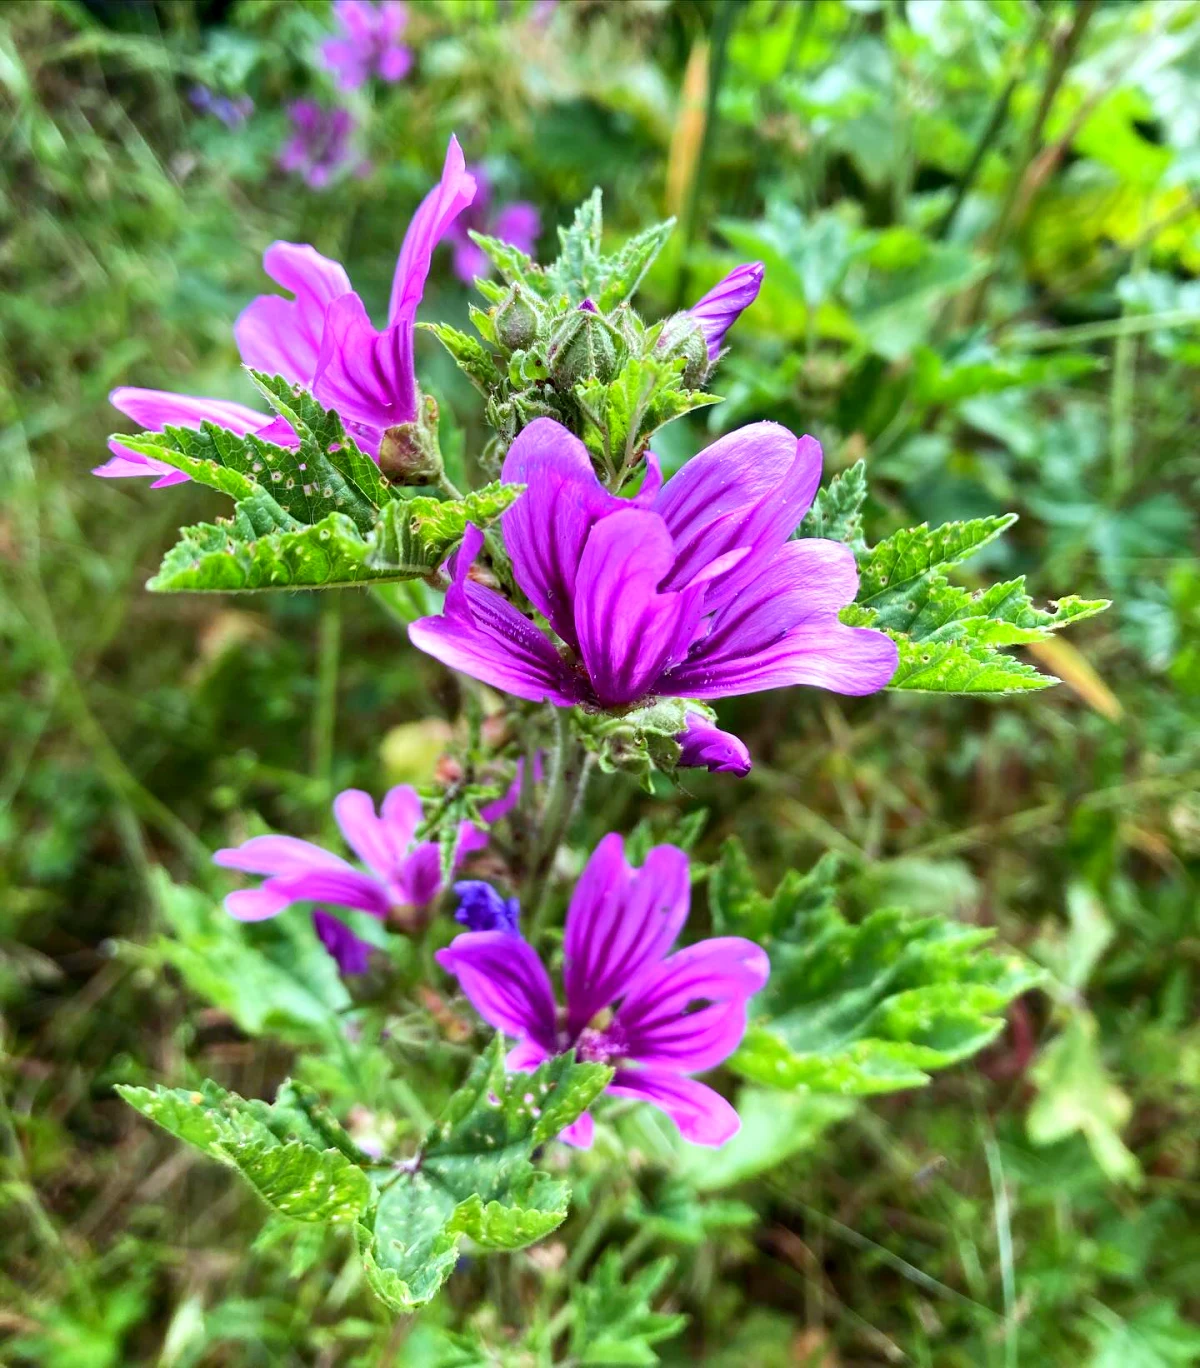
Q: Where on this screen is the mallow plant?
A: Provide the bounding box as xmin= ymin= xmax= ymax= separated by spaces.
xmin=107 ymin=136 xmax=1107 ymax=1339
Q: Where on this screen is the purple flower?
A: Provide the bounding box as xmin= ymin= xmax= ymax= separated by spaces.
xmin=189 ymin=86 xmax=254 ymax=128
xmin=278 ymin=100 xmax=368 ymax=190
xmin=320 ymin=1 xmax=413 ymax=92
xmin=447 ymin=164 xmax=541 ymax=284
xmin=214 ymin=786 xmax=452 ymax=923
xmin=678 ymin=713 xmax=751 ymax=777
xmin=437 ymin=833 xmax=769 ymax=1147
xmin=407 ymin=418 xmax=898 ymax=766
xmin=313 ymin=909 xmax=377 ymax=975
xmin=687 ymin=262 xmax=764 ymax=360
xmin=454 ymin=881 xmax=520 ymax=934
xmin=96 ymin=137 xmax=475 ymax=483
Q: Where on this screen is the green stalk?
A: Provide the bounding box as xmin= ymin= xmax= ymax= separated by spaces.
xmin=311 ymin=592 xmax=342 ymax=796
xmin=524 ymin=707 xmax=590 ymax=937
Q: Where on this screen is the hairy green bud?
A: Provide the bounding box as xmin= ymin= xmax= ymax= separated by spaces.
xmin=547 ymin=302 xmax=621 ymax=389
xmin=494 ymin=284 xmax=541 ymax=352
xmin=655 ymin=312 xmax=709 ymax=388
xmin=378 ymin=392 xmax=442 ymax=485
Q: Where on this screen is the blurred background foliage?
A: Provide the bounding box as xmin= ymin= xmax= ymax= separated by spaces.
xmin=2 ymin=0 xmax=1199 ymax=1363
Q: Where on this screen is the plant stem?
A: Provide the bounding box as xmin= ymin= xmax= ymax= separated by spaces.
xmin=311 ymin=592 xmax=342 ymax=796
xmin=525 ymin=707 xmax=590 ymax=937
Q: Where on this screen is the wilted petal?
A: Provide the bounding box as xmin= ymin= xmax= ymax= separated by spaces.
xmin=608 ymin=1068 xmax=740 ymax=1147
xmin=234 ymin=242 xmax=352 ymax=385
xmin=500 ymin=417 xmax=622 ymax=648
xmin=388 ymin=135 xmax=477 ymax=326
xmin=615 ymin=937 xmax=769 ymax=1072
xmin=676 ymin=715 xmax=751 ymax=777
xmin=574 ymin=509 xmax=704 ymax=707
xmin=563 ymin=834 xmax=689 ymax=1036
xmin=687 ymin=262 xmax=764 ymax=359
xmin=313 ymin=909 xmax=377 ymax=975
xmin=436 ymin=929 xmax=558 ymax=1049
xmin=408 ymin=525 xmax=583 ymax=705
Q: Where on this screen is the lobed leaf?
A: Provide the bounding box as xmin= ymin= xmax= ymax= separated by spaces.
xmin=713 ymin=841 xmax=1039 ymax=1096
xmin=796 ymin=459 xmax=868 ymax=547
xmin=569 ymin=1251 xmax=688 ymax=1366
xmin=421 ymin=322 xmax=503 ymax=395
xmin=366 ymin=481 xmax=523 ymax=575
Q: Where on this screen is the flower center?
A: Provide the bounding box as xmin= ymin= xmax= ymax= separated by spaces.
xmin=575 ymin=1024 xmax=624 ymax=1066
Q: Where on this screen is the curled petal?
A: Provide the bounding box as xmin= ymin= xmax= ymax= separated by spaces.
xmin=388 ymin=135 xmax=477 ymax=326
xmin=574 ymin=509 xmax=705 ymax=707
xmin=234 ymin=242 xmax=352 ymax=386
xmin=500 ymin=417 xmax=622 ymax=648
xmin=436 ymin=930 xmax=558 ymax=1050
xmin=408 ymin=525 xmax=583 ymax=705
xmin=563 ymin=834 xmax=690 ymax=1037
xmin=676 ymin=715 xmax=751 ymax=777
xmin=687 ymin=262 xmax=764 ymax=360
xmin=313 ymin=910 xmax=377 ymax=975
xmin=313 ymin=291 xmax=416 ymax=431
xmin=608 ymin=1068 xmax=740 ymax=1147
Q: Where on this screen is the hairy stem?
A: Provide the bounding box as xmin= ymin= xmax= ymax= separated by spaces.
xmin=311 ymin=592 xmax=342 ymax=795
xmin=524 ymin=707 xmax=590 ymax=936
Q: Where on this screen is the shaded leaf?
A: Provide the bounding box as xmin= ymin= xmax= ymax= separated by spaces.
xmin=569 ymin=1252 xmax=688 ymax=1366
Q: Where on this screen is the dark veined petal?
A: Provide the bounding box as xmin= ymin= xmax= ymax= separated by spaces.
xmin=500 ymin=417 xmax=623 ymax=649
xmin=388 ymin=134 xmax=477 ymax=326
xmin=562 ymin=834 xmax=690 ymax=1037
xmin=608 ymin=1067 xmax=740 ymax=1147
xmin=574 ymin=508 xmax=705 ymax=708
xmin=614 ymin=937 xmax=769 ymax=1072
xmin=675 ymin=715 xmax=752 ymax=777
xmin=408 ymin=525 xmax=584 ymax=706
xmin=312 ymin=291 xmax=416 ymax=432
xmin=436 ymin=930 xmax=558 ymax=1050
xmin=687 ymin=261 xmax=764 ymax=360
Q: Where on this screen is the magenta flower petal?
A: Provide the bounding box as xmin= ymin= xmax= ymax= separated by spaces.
xmin=235 ymin=242 xmax=352 ymax=386
xmin=500 ymin=418 xmax=622 ymax=649
xmin=94 ymin=448 xmax=189 ymax=485
xmin=388 ymin=135 xmax=477 ymax=326
xmin=654 ymin=424 xmax=822 ymax=612
xmin=109 ymin=386 xmax=269 ymax=436
xmin=614 ymin=937 xmax=769 ymax=1072
xmin=557 ymin=1112 xmax=595 ymax=1149
xmin=226 ymin=885 xmax=294 ymax=922
xmin=507 ymin=1037 xmax=550 ymax=1071
xmin=574 ymin=509 xmax=704 ymax=707
xmin=452 ymin=237 xmax=491 ymax=286
xmin=608 ymin=1068 xmax=740 ymax=1147
xmin=687 ymin=262 xmax=765 ymax=360
xmin=333 ymin=788 xmax=399 ymax=882
xmin=408 ymin=525 xmax=583 ymax=705
xmin=436 ymin=930 xmax=558 ymax=1049
xmin=676 ymin=715 xmax=751 ymax=776
xmin=257 ymin=868 xmax=392 ymax=918
xmin=562 ymin=834 xmax=690 ymax=1037
xmin=396 ymin=840 xmax=443 ymax=908
xmin=320 ymin=37 xmax=370 ymax=91
xmin=313 ymin=292 xmax=416 ymax=431
xmin=213 ymin=834 xmax=352 ymax=876
xmin=381 ymin=784 xmax=423 ymax=846
xmin=378 ymin=43 xmax=413 ymax=82
xmin=313 ymin=909 xmax=377 ymax=975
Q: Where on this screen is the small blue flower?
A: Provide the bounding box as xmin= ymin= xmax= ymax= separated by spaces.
xmin=454 ymin=881 xmax=521 ymax=935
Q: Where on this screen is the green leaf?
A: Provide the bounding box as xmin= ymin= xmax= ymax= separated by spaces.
xmin=149 ymin=872 xmax=350 ymax=1047
xmin=466 ymin=230 xmax=553 ymax=295
xmin=1028 ymin=1011 xmax=1141 ymax=1184
xmin=574 ymin=355 xmax=718 ymax=477
xmin=595 ymin=218 xmax=676 ymax=310
xmin=569 ymin=1252 xmax=688 ymax=1366
xmin=116 ymin=1078 xmax=372 ymax=1222
xmin=421 ymin=322 xmax=503 ymax=394
xmin=549 ymin=189 xmax=604 ymax=302
xmin=148 ymin=509 xmax=380 ymax=592
xmin=715 ymin=842 xmax=1040 ymax=1095
xmin=846 ymin=516 xmax=1109 ymax=694
xmin=366 ymin=481 xmax=524 ymax=574
xmin=1084 ymin=1301 xmax=1200 ymax=1368
xmin=356 ymin=1036 xmax=611 ymax=1314
xmin=796 ymin=460 xmax=867 ymax=546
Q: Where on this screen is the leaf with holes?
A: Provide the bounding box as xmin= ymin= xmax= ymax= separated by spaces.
xmin=116 ymin=1078 xmax=372 ymax=1222
xmin=711 ymin=840 xmax=1040 ymax=1095
xmin=797 ymin=460 xmax=867 ymax=547
xmin=356 ymin=1036 xmax=610 ymax=1314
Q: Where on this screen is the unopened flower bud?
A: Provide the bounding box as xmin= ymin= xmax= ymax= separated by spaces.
xmin=655 ymin=312 xmax=710 ymax=388
xmin=495 ymin=284 xmax=540 ymax=352
xmin=548 ymin=303 xmax=620 ymax=389
xmin=378 ymin=392 xmax=442 ymax=484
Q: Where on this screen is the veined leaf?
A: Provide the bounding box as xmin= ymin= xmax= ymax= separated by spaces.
xmin=713 ymin=841 xmax=1039 ymax=1095
xmin=466 ymin=230 xmax=553 ymax=296
xmin=595 ymin=218 xmax=676 ymax=310
xmin=797 ymin=460 xmax=867 ymax=547
xmin=421 ymin=322 xmax=503 ymax=394
xmin=116 ymin=1078 xmax=372 ymax=1223
xmin=549 ymin=189 xmax=605 ymax=302
xmin=357 ymin=1036 xmax=610 ymax=1314
xmin=367 ymin=481 xmax=524 ymax=574
xmin=856 ymin=515 xmax=1017 ymax=609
